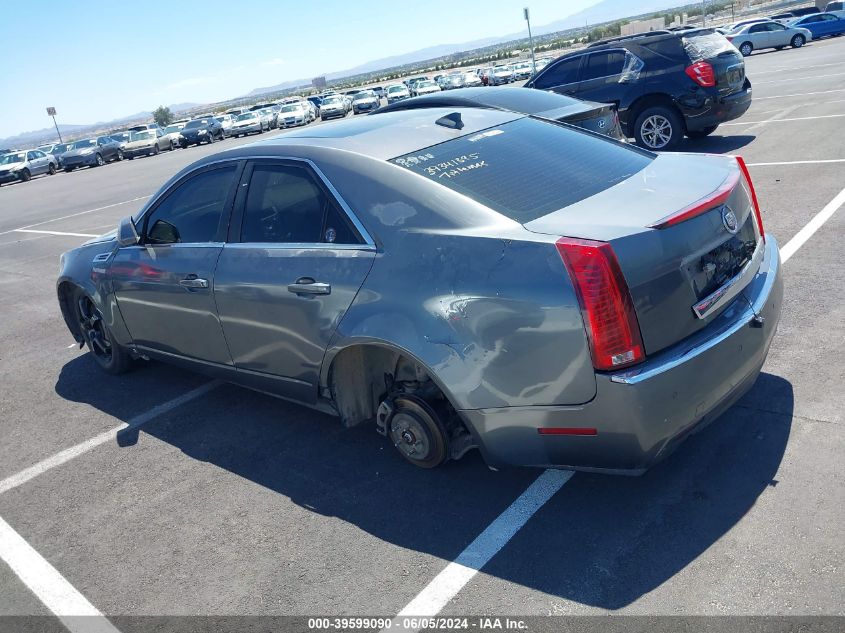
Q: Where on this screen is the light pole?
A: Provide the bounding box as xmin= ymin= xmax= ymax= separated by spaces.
xmin=702 ymin=0 xmax=707 ymax=27
xmin=524 ymin=7 xmax=536 ymax=73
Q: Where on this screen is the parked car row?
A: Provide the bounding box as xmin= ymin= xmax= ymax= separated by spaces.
xmin=716 ymin=5 xmax=845 ymax=55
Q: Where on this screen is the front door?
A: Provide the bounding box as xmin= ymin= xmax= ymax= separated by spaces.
xmin=110 ymin=163 xmax=240 ymax=365
xmin=213 ymin=160 xmax=376 ymax=403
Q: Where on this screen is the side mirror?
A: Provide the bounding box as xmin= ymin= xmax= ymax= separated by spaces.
xmin=117 ymin=216 xmax=140 ymax=247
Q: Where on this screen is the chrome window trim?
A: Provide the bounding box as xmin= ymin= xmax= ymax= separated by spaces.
xmin=137 ymin=155 xmax=376 ymax=249
xmin=691 ymin=238 xmax=764 ymax=320
xmin=119 ymin=242 xmax=225 ymax=250
xmin=224 ymin=242 xmax=375 ymax=252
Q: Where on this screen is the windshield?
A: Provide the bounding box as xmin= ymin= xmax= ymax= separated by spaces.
xmin=494 ymin=66 xmax=512 ymax=73
xmin=390 ymin=118 xmax=652 ymax=223
xmin=71 ymin=139 xmax=97 ymax=149
xmin=130 ymin=131 xmax=155 ymax=141
xmin=354 ymin=91 xmax=376 ymax=100
xmin=281 ymin=104 xmax=302 ymax=112
xmin=164 ymin=125 xmax=181 ymax=134
xmin=387 ymin=86 xmax=405 ymax=94
xmin=0 ymin=153 xmax=26 ymax=164
xmin=183 ymin=120 xmax=207 ymax=129
xmin=236 ymin=112 xmax=257 ymax=121
xmin=417 ymin=81 xmax=436 ymax=88
xmin=322 ymin=96 xmax=342 ymax=104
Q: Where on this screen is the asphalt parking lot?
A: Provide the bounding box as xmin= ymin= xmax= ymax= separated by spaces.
xmin=0 ymin=36 xmax=843 ymax=631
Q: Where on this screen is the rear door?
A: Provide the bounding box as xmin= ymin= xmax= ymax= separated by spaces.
xmin=110 ymin=162 xmax=240 ymax=364
xmin=576 ymin=49 xmax=628 ymax=104
xmin=747 ymin=22 xmax=771 ymax=48
xmin=213 ymin=159 xmax=376 ymax=403
xmin=26 ymin=151 xmax=46 ymax=175
xmin=528 ymin=54 xmax=583 ymax=95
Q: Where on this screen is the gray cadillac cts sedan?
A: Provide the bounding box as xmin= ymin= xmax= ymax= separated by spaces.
xmin=57 ymin=108 xmax=783 ymax=473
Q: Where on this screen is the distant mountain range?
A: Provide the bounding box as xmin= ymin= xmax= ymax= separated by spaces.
xmin=247 ymin=0 xmax=684 ymax=96
xmin=0 ymin=103 xmax=201 ymax=149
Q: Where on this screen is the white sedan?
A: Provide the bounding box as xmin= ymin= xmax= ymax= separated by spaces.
xmin=725 ymin=20 xmax=813 ymax=56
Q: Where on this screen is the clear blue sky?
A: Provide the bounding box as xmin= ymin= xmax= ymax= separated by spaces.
xmin=0 ymin=0 xmax=600 ymax=139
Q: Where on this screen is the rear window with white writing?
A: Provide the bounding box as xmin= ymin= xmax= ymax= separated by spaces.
xmin=390 ymin=118 xmax=652 ymax=223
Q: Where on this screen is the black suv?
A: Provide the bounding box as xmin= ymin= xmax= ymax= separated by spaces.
xmin=525 ymin=29 xmax=752 ymax=150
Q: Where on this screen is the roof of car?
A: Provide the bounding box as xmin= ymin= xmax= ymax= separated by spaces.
xmin=249 ymin=107 xmax=523 ymax=160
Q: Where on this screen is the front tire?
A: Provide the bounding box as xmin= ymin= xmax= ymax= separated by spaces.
xmin=94 ymin=153 xmax=104 ymax=167
xmin=116 ymin=149 xmax=124 ymax=161
xmin=687 ymin=124 xmax=719 ymax=138
xmin=633 ymin=106 xmax=683 ymax=151
xmin=739 ymin=42 xmax=753 ymax=56
xmin=153 ymin=145 xmax=160 ymax=155
xmin=791 ymin=34 xmax=805 ymax=48
xmin=48 ymin=163 xmax=57 ymax=175
xmin=19 ymin=168 xmax=31 ymax=182
xmin=74 ymin=291 xmax=133 ymax=375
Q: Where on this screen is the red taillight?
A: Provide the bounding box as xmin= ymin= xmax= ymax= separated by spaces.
xmin=556 ymin=238 xmax=645 ymax=371
xmin=648 ymin=170 xmax=740 ymax=229
xmin=725 ymin=35 xmax=735 ymax=42
xmin=685 ymin=61 xmax=716 ymax=87
xmin=735 ymin=155 xmax=765 ymax=243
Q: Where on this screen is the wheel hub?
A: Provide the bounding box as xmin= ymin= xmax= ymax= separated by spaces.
xmin=642 ymin=115 xmax=672 ymax=149
xmin=389 ymin=411 xmax=432 ymax=460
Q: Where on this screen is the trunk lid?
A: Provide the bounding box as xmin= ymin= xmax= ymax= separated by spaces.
xmin=524 ymin=153 xmax=762 ymax=355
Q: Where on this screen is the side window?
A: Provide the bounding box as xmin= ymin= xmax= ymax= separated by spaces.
xmin=768 ymin=22 xmax=786 ymax=30
xmin=241 ymin=163 xmax=361 ymax=245
xmin=533 ymin=56 xmax=581 ymax=89
xmin=749 ymin=24 xmax=766 ymax=33
xmin=27 ymin=152 xmax=37 ymax=160
xmin=821 ymin=14 xmax=837 ymax=20
xmin=581 ymin=51 xmax=626 ymax=81
xmin=144 ymin=166 xmax=236 ymax=245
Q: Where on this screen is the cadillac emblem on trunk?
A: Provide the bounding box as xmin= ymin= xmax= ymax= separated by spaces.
xmin=722 ymin=206 xmax=739 ymax=234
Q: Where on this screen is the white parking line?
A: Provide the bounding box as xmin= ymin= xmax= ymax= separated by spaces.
xmin=0 ymin=380 xmax=221 ymax=496
xmin=0 ymin=515 xmax=121 ymax=633
xmin=384 ymin=470 xmax=573 ymax=632
xmin=747 ymin=158 xmax=845 ymax=166
xmin=722 ymin=113 xmax=845 ymax=126
xmin=780 ymin=185 xmax=845 ymax=263
xmin=753 ymin=71 xmax=845 ymax=85
xmin=750 ymin=61 xmax=844 ymax=76
xmin=755 ymin=88 xmax=845 ymax=100
xmin=14 ymin=229 xmax=100 ymax=238
xmin=0 ymin=196 xmax=149 ymax=237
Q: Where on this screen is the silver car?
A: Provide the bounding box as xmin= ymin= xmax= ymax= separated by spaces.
xmin=0 ymin=149 xmax=58 ymax=184
xmin=279 ymin=103 xmax=308 ymax=127
xmin=319 ymin=95 xmax=350 ymax=120
xmin=726 ymin=20 xmax=812 ymax=55
xmin=123 ymin=129 xmax=175 ymax=159
xmin=352 ymin=90 xmax=380 ymax=114
xmin=57 ymin=107 xmax=782 ymax=473
xmin=230 ymin=111 xmax=266 ymax=137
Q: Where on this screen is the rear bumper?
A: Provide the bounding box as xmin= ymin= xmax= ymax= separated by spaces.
xmin=460 ymin=235 xmax=782 ymax=474
xmin=679 ymin=80 xmax=753 ymax=132
xmin=124 ymin=147 xmax=155 ymax=158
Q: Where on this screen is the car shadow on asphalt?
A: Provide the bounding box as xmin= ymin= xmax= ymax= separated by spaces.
xmin=680 ymin=134 xmax=756 ymax=154
xmin=55 ymin=358 xmax=792 ymax=609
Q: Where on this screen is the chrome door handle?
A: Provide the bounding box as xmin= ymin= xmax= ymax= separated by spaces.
xmin=287 ymin=277 xmax=331 ymax=295
xmin=179 ymin=276 xmax=209 ymax=289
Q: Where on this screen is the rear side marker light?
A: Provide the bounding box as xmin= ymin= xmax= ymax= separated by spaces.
xmin=538 ymin=427 xmax=598 ymax=436
xmin=685 ymin=61 xmax=716 ymax=87
xmin=735 ymin=155 xmax=766 ymax=243
xmin=556 ymin=238 xmax=645 ymax=371
xmin=649 ymin=170 xmax=740 ymax=229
